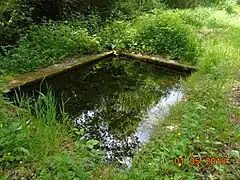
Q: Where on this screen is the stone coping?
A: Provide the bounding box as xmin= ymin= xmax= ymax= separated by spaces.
xmin=118 ymin=51 xmax=197 ymax=74
xmin=6 ymin=51 xmax=197 ymax=91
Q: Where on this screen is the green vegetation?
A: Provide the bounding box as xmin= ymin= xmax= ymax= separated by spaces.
xmin=1 ymin=0 xmax=240 ymax=179
xmin=110 ymin=7 xmax=240 ymax=180
xmin=0 ymin=24 xmax=102 ymax=74
xmin=0 ymin=91 xmax=103 ymax=179
xmin=1 ymin=9 xmax=201 ymax=74
xmin=100 ymin=10 xmax=201 ymax=62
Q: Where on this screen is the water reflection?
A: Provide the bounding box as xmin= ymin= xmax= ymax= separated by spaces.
xmin=74 ymin=86 xmax=184 ymax=167
xmin=135 ymin=87 xmax=184 ymax=143
xmin=10 ymin=57 xmax=186 ymax=166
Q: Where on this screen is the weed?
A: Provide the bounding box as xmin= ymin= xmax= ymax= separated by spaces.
xmin=112 ymin=5 xmax=240 ymax=179
xmin=0 ymin=23 xmax=102 ymax=74
xmin=0 ymin=90 xmax=104 ymax=179
xmin=1 ymin=1 xmax=240 ymax=179
xmin=100 ymin=10 xmax=202 ymax=63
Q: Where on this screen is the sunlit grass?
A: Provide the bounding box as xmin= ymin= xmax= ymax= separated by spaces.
xmin=1 ymin=1 xmax=240 ymax=179
xmin=113 ymin=4 xmax=240 ymax=180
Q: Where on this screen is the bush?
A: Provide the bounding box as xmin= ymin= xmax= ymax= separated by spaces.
xmin=159 ymin=0 xmax=227 ymax=8
xmin=99 ymin=10 xmax=201 ymax=62
xmin=0 ymin=23 xmax=102 ymax=74
xmin=134 ymin=11 xmax=201 ymax=61
xmin=110 ymin=0 xmax=166 ymax=18
xmin=0 ymin=0 xmax=33 ymax=48
xmin=0 ymin=0 xmax=113 ymax=48
xmin=161 ymin=0 xmax=201 ymax=8
xmin=99 ymin=21 xmax=137 ymax=50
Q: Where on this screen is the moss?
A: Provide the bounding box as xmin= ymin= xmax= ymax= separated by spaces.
xmin=6 ymin=51 xmax=197 ymax=91
xmin=7 ymin=51 xmax=114 ymax=90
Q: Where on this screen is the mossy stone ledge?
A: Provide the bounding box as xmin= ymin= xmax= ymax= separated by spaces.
xmin=117 ymin=51 xmax=197 ymax=74
xmin=6 ymin=51 xmax=197 ymax=91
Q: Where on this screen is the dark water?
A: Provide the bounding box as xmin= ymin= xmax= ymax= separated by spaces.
xmin=9 ymin=57 xmax=186 ymax=166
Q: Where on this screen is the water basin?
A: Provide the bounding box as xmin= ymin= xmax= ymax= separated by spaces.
xmin=8 ymin=57 xmax=186 ymax=166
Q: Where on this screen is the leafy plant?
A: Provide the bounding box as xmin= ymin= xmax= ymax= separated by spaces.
xmin=0 ymin=90 xmax=104 ymax=179
xmin=161 ymin=0 xmax=226 ymax=8
xmin=99 ymin=20 xmax=137 ymax=50
xmin=0 ymin=23 xmax=102 ymax=74
xmin=134 ymin=10 xmax=201 ymax=61
xmin=100 ymin=10 xmax=202 ymax=62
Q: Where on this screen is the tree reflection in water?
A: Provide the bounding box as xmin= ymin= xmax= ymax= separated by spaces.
xmin=11 ymin=57 xmax=185 ymax=166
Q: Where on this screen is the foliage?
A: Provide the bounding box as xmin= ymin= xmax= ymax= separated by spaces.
xmin=0 ymin=23 xmax=102 ymax=74
xmin=113 ymin=8 xmax=240 ymax=180
xmin=100 ymin=10 xmax=201 ymax=62
xmin=0 ymin=0 xmax=33 ymax=49
xmin=161 ymin=0 xmax=202 ymax=8
xmin=0 ymin=0 xmax=232 ymax=49
xmin=177 ymin=8 xmax=218 ymax=28
xmin=1 ymin=1 xmax=240 ymax=179
xmin=134 ymin=10 xmax=201 ymax=61
xmin=110 ymin=0 xmax=166 ymax=18
xmin=0 ymin=91 xmax=62 ymax=168
xmin=99 ymin=21 xmax=137 ymax=50
xmin=1 ymin=8 xmax=203 ymax=75
xmin=161 ymin=0 xmax=226 ymax=8
xmin=36 ymin=142 xmax=103 ymax=180
xmin=0 ymin=0 xmax=113 ymax=48
xmin=0 ymin=77 xmax=7 ymax=121
xmin=0 ymin=94 xmax=4 ymax=120
xmin=0 ymin=91 xmax=104 ymax=179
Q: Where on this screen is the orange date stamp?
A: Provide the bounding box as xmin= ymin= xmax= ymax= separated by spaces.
xmin=174 ymin=157 xmax=230 ymax=167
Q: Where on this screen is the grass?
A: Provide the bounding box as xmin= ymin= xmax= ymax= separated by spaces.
xmin=0 ymin=7 xmax=202 ymax=76
xmin=104 ymin=7 xmax=240 ymax=180
xmin=0 ymin=1 xmax=240 ymax=179
xmin=0 ymin=23 xmax=102 ymax=75
xmin=0 ymin=90 xmax=104 ymax=179
xmin=99 ymin=10 xmax=202 ymax=63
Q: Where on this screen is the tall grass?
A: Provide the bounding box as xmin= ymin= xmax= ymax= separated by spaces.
xmin=0 ymin=90 xmax=67 ymax=168
xmin=100 ymin=10 xmax=201 ymax=63
xmin=110 ymin=6 xmax=240 ymax=180
xmin=0 ymin=23 xmax=102 ymax=74
xmin=19 ymin=91 xmax=64 ymax=160
xmin=0 ymin=90 xmax=104 ymax=179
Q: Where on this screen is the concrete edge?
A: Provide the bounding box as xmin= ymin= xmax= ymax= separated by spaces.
xmin=5 ymin=51 xmax=197 ymax=91
xmin=117 ymin=51 xmax=197 ymax=74
xmin=6 ymin=51 xmax=114 ymax=91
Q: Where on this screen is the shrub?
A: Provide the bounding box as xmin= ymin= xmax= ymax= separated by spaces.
xmin=0 ymin=23 xmax=102 ymax=74
xmin=161 ymin=0 xmax=201 ymax=8
xmin=161 ymin=0 xmax=226 ymax=8
xmin=110 ymin=0 xmax=166 ymax=18
xmin=0 ymin=0 xmax=113 ymax=48
xmin=134 ymin=11 xmax=201 ymax=61
xmin=100 ymin=10 xmax=201 ymax=62
xmin=0 ymin=0 xmax=33 ymax=48
xmin=99 ymin=21 xmax=137 ymax=50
